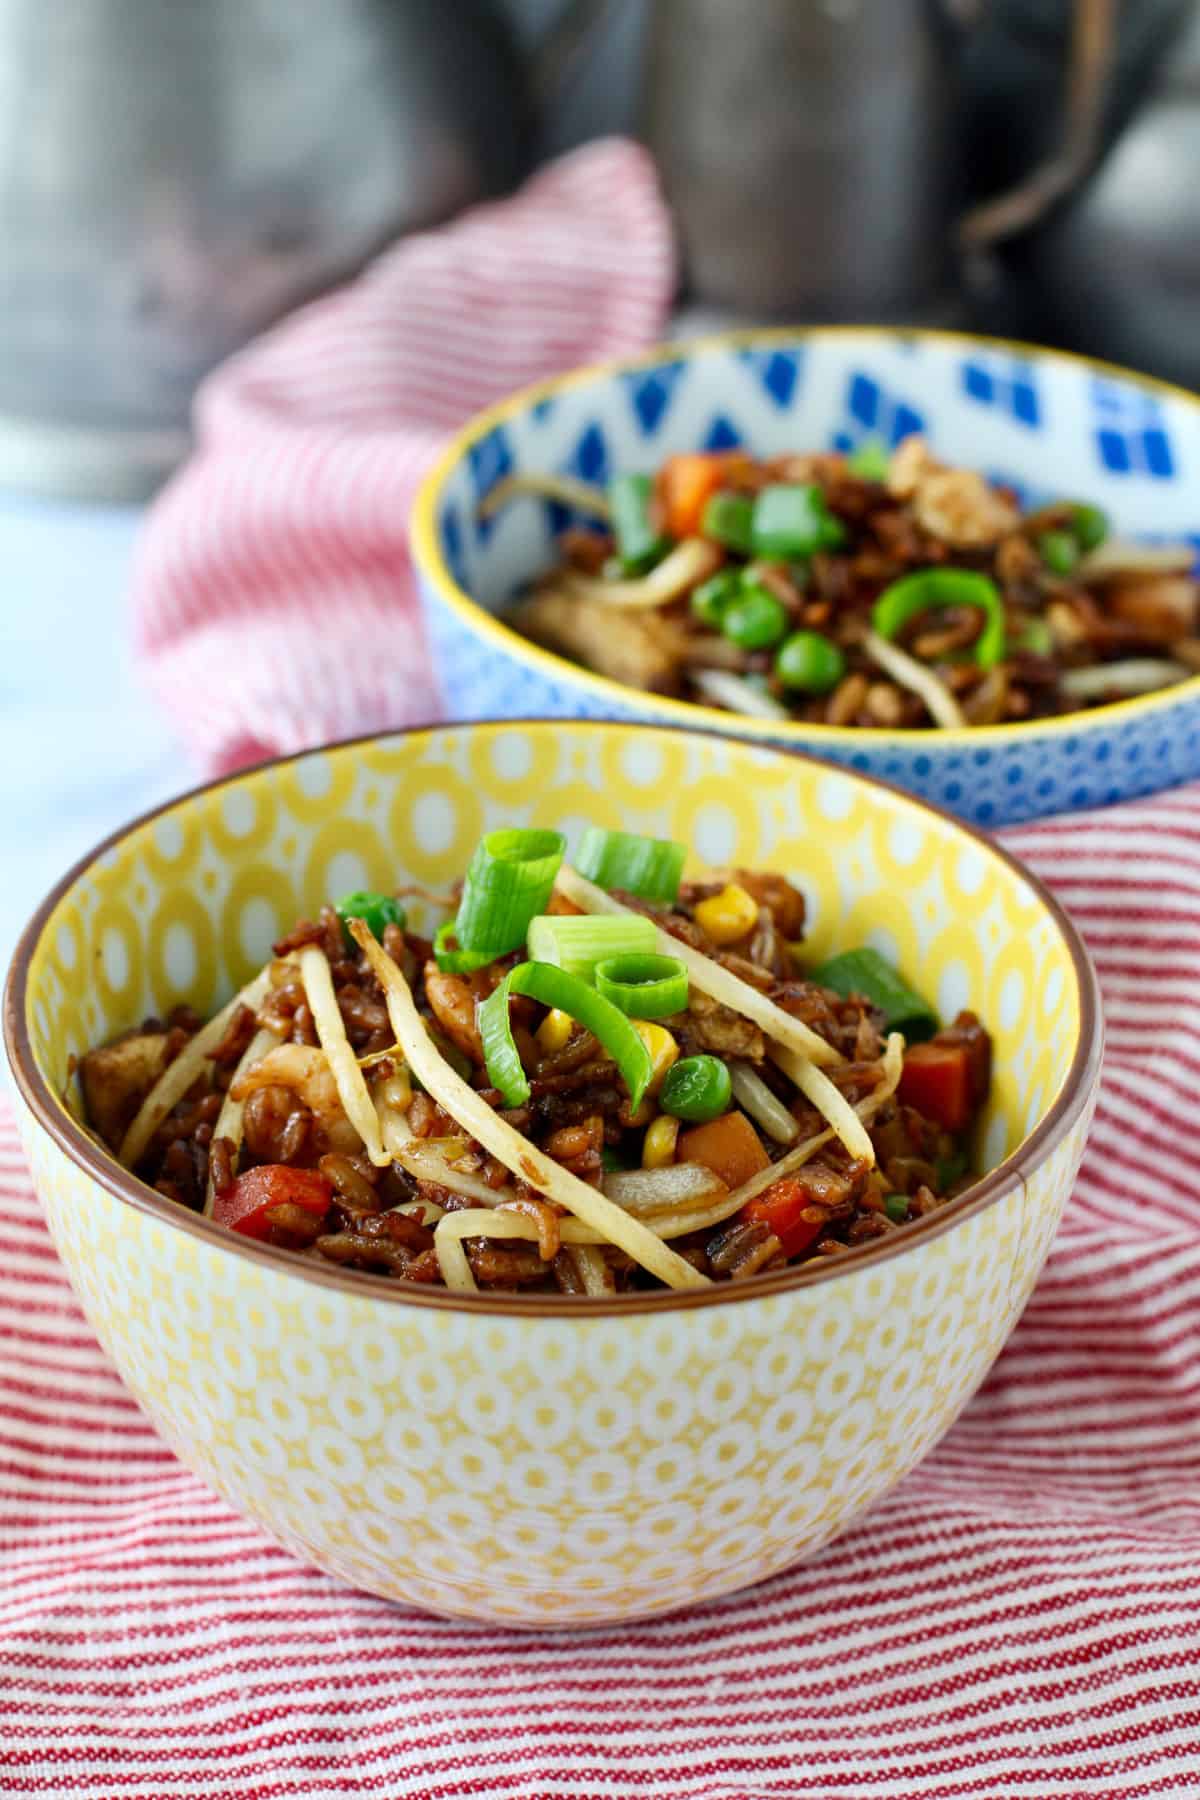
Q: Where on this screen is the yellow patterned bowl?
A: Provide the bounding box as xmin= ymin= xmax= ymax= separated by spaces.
xmin=4 ymin=721 xmax=1101 ymax=1628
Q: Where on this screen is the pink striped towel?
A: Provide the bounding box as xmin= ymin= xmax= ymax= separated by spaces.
xmin=130 ymin=139 xmax=676 ymax=775
xmin=4 ymin=784 xmax=1200 ymax=1793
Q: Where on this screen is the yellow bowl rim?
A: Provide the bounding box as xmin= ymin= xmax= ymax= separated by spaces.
xmin=410 ymin=323 xmax=1200 ymax=750
xmin=3 ymin=718 xmax=1103 ymax=1317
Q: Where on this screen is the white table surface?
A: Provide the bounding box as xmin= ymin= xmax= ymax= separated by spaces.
xmin=1 ymin=494 xmax=195 ymax=976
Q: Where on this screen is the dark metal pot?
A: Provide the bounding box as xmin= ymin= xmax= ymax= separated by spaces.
xmin=0 ymin=0 xmax=526 ymax=498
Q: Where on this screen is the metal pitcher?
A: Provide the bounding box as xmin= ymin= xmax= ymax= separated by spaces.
xmin=644 ymin=0 xmax=1119 ymax=320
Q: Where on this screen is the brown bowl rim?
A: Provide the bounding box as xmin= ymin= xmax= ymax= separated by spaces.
xmin=3 ymin=717 xmax=1104 ymax=1318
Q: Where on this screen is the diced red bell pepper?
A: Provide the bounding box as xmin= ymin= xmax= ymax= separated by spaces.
xmin=741 ymin=1175 xmax=826 ymax=1259
xmin=898 ymin=1042 xmax=972 ymax=1133
xmin=213 ymin=1165 xmax=333 ymax=1241
xmin=657 ymin=452 xmax=746 ymax=540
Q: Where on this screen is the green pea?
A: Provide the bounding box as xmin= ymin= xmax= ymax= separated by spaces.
xmin=774 ymin=630 xmax=846 ymax=694
xmin=659 ymin=1054 xmax=733 ymax=1123
xmin=720 ymin=584 xmax=789 ymax=651
xmin=690 ymin=570 xmax=741 ymax=629
xmin=1071 ymin=502 xmax=1109 ymax=553
xmin=1039 ymin=529 xmax=1078 ymax=577
xmin=884 ymin=1194 xmax=909 ymax=1223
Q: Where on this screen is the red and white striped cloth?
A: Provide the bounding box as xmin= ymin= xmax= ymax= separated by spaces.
xmin=130 ymin=139 xmax=676 ymax=775
xmin=5 ymin=785 xmax=1200 ymax=1794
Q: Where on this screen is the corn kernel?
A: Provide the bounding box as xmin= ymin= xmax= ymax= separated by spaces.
xmin=694 ymin=882 xmax=759 ymax=946
xmin=536 ymin=1007 xmax=574 ymax=1054
xmin=642 ymin=1113 xmax=680 ymax=1168
xmin=633 ymin=1020 xmax=679 ymax=1094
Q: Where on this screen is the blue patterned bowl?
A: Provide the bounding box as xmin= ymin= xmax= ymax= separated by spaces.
xmin=412 ymin=329 xmax=1200 ymax=826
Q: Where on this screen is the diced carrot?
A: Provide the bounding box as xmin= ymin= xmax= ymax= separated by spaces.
xmin=213 ymin=1165 xmax=333 ymax=1240
xmin=898 ymin=1042 xmax=972 ymax=1133
xmin=678 ymin=1111 xmax=770 ymax=1190
xmin=741 ymin=1175 xmax=825 ymax=1259
xmin=657 ymin=452 xmax=741 ymax=540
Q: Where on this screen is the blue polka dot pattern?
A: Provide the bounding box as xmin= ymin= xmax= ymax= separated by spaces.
xmin=415 ymin=330 xmax=1200 ymax=828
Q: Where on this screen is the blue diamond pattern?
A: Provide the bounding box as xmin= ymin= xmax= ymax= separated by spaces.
xmin=531 ymin=395 xmax=557 ymax=425
xmin=703 ymin=414 xmax=745 ymax=451
xmin=467 ymin=425 xmax=514 ymax=541
xmin=1090 ymin=377 xmax=1175 ymax=479
xmin=960 ymin=356 xmax=1042 ymax=429
xmin=833 ymin=372 xmax=924 ymax=453
xmin=620 ymin=361 xmax=687 ymax=435
xmin=441 ymin=503 xmax=467 ymax=589
xmin=736 ymin=347 xmax=802 ymax=409
xmin=564 ymin=422 xmax=610 ymax=485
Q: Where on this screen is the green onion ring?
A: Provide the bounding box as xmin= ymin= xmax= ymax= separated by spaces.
xmin=454 ymin=828 xmax=565 ymax=957
xmin=574 ymin=827 xmax=686 ymax=904
xmin=432 ymin=920 xmax=493 ymax=975
xmin=478 ymin=960 xmax=653 ymax=1110
xmin=594 ymin=953 xmax=689 ymax=1018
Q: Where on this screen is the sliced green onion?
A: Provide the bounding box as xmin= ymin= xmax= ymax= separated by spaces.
xmin=575 ymin=827 xmax=687 ymax=904
xmin=478 ymin=961 xmax=653 ymax=1110
xmin=526 ymin=911 xmax=657 ymax=982
xmin=848 ymin=440 xmax=891 ymax=482
xmin=810 ymin=947 xmax=938 ymax=1042
xmin=1038 ymin=529 xmax=1078 ymax=577
xmin=751 ymin=484 xmax=845 ymax=558
xmin=691 ymin=569 xmax=741 ymax=628
xmin=701 ymin=491 xmax=755 ymax=555
xmin=432 ymin=919 xmax=492 ymax=974
xmin=595 ymin=953 xmax=689 ymax=1018
xmin=1017 ymin=617 xmax=1054 ymax=656
xmin=659 ymin=1054 xmax=733 ymax=1123
xmin=775 ymin=629 xmax=846 ymax=694
xmin=721 ymin=584 xmax=789 ymax=650
xmin=454 ymin=828 xmax=565 ymax=957
xmin=871 ymin=568 xmax=1006 ymax=670
xmin=1071 ymin=502 xmax=1109 ymax=552
xmin=609 ymin=472 xmax=671 ymax=575
xmin=884 ymin=1193 xmax=909 ymax=1223
xmin=335 ymin=891 xmax=405 ymax=945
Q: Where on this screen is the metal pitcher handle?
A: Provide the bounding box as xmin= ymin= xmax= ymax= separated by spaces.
xmin=959 ymin=0 xmax=1118 ymax=246
xmin=533 ymin=0 xmax=1116 ymax=251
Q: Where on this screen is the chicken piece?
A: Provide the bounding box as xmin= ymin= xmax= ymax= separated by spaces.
xmin=886 ymin=435 xmax=941 ymax=500
xmin=887 ymin=433 xmax=1019 ymax=548
xmin=670 ymin=989 xmax=764 ymax=1062
xmin=423 ymin=965 xmax=486 ymax=1066
xmin=230 ymin=1043 xmax=359 ymax=1152
xmin=913 ymin=470 xmax=1019 ymax=549
xmin=1105 ymin=576 xmax=1198 ymax=645
xmin=80 ymin=1032 xmax=170 ymax=1150
xmin=512 ymin=590 xmax=683 ymax=694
